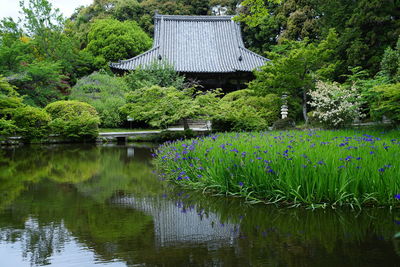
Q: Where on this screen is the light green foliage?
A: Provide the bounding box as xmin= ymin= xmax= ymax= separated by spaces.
xmin=122 ymin=86 xmax=219 ymax=128
xmin=213 ymin=90 xmax=280 ymax=131
xmin=372 ymin=83 xmax=400 ymax=123
xmin=122 ymin=86 xmax=194 ymax=128
xmin=69 ymin=72 xmax=128 ymax=128
xmin=124 ymin=62 xmax=185 ymax=90
xmin=45 ymin=100 xmax=100 ymax=139
xmin=379 ymin=36 xmax=400 ymax=82
xmin=0 ymin=119 xmax=17 ymax=136
xmin=86 ymin=19 xmax=152 ymax=68
xmin=13 ymin=106 xmax=50 ymax=140
xmin=156 ymin=130 xmax=400 ymax=207
xmin=0 ymin=76 xmax=23 ymax=137
xmin=248 ymin=29 xmax=339 ymax=123
xmin=0 ymin=76 xmax=23 ymax=114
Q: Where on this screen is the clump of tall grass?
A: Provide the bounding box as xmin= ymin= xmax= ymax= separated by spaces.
xmin=154 ymin=130 xmax=400 ymax=208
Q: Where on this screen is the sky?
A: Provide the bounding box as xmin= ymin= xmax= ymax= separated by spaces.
xmin=0 ymin=0 xmax=94 ymax=20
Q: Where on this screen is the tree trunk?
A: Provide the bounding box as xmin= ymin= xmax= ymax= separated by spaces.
xmin=183 ymin=118 xmax=190 ymax=130
xmin=302 ymin=89 xmax=309 ymax=124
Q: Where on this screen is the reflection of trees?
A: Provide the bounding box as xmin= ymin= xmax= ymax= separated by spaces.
xmin=75 ymin=146 xmax=165 ymax=203
xmin=0 ymin=145 xmax=102 ymax=211
xmin=0 ymin=180 xmax=154 ymax=266
xmin=0 ymin=144 xmax=163 ymax=265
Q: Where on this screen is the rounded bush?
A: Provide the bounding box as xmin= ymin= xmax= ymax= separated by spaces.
xmin=13 ymin=106 xmax=50 ymax=140
xmin=45 ymin=100 xmax=100 ymax=140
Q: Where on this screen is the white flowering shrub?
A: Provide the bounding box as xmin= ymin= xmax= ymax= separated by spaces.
xmin=308 ymin=81 xmax=364 ymax=127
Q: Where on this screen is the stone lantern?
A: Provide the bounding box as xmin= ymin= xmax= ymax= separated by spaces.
xmin=281 ymin=94 xmax=288 ymax=119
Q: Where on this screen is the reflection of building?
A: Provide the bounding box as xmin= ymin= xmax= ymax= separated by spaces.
xmin=112 ymin=196 xmax=239 ymax=247
xmin=110 ymin=14 xmax=269 ymax=91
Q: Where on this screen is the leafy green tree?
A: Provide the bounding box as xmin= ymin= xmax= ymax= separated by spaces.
xmin=9 ymin=60 xmax=68 ymax=107
xmin=18 ymin=0 xmax=94 ymax=79
xmin=371 ymin=83 xmax=400 ymax=123
xmin=212 ymin=90 xmax=281 ymax=131
xmin=121 ymin=86 xmax=219 ymax=129
xmin=379 ymin=36 xmax=400 ymax=82
xmin=85 ymin=18 xmax=152 ymax=68
xmin=69 ymin=72 xmax=129 ymax=128
xmin=248 ymin=29 xmax=339 ymax=123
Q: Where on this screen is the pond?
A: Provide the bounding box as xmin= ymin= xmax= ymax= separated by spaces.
xmin=0 ymin=144 xmax=399 ymax=266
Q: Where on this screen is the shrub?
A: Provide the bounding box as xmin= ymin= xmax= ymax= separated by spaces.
xmin=124 ymin=61 xmax=186 ymax=91
xmin=0 ymin=118 xmax=17 ymax=137
xmin=69 ymin=72 xmax=129 ymax=128
xmin=308 ymin=81 xmax=364 ymax=127
xmin=212 ymin=90 xmax=280 ymax=131
xmin=122 ymin=86 xmax=219 ymax=129
xmin=372 ymin=83 xmax=400 ymax=123
xmin=45 ymin=100 xmax=100 ymax=140
xmin=13 ymin=106 xmax=50 ymax=140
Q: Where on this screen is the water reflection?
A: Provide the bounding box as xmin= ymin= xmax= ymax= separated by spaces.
xmin=0 ymin=144 xmax=399 ymax=266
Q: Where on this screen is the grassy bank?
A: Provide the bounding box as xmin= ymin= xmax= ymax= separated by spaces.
xmin=154 ymin=130 xmax=400 ymax=208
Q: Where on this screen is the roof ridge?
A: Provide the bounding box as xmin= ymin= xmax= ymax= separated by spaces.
xmin=155 ymin=14 xmax=234 ymax=21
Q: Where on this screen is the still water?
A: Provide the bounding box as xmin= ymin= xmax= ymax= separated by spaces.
xmin=0 ymin=144 xmax=399 ymax=267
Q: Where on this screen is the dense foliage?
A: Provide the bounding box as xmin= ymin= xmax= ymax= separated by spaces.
xmin=13 ymin=106 xmax=50 ymax=140
xmin=69 ymin=72 xmax=128 ymax=128
xmin=124 ymin=62 xmax=186 ymax=90
xmin=213 ymin=90 xmax=280 ymax=131
xmin=121 ymin=86 xmax=219 ymax=129
xmin=45 ymin=100 xmax=100 ymax=140
xmin=155 ymin=130 xmax=400 ymax=208
xmin=85 ymin=19 xmax=152 ymax=68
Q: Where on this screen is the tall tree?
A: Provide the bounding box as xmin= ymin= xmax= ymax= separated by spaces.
xmin=85 ymin=19 xmax=152 ymax=68
xmin=248 ymin=29 xmax=339 ymax=123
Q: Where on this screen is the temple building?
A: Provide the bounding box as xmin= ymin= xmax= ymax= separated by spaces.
xmin=110 ymin=14 xmax=269 ymax=90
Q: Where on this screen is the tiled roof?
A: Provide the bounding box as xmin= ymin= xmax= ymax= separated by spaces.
xmin=110 ymin=14 xmax=269 ymax=73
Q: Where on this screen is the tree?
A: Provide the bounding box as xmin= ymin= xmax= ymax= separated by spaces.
xmin=9 ymin=60 xmax=69 ymax=107
xmin=69 ymin=72 xmax=129 ymax=128
xmin=212 ymin=89 xmax=281 ymax=131
xmin=121 ymin=86 xmax=219 ymax=129
xmin=85 ymin=19 xmax=152 ymax=68
xmin=248 ymin=29 xmax=339 ymax=123
xmin=379 ymin=36 xmax=400 ymax=82
xmin=371 ymin=83 xmax=400 ymax=123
